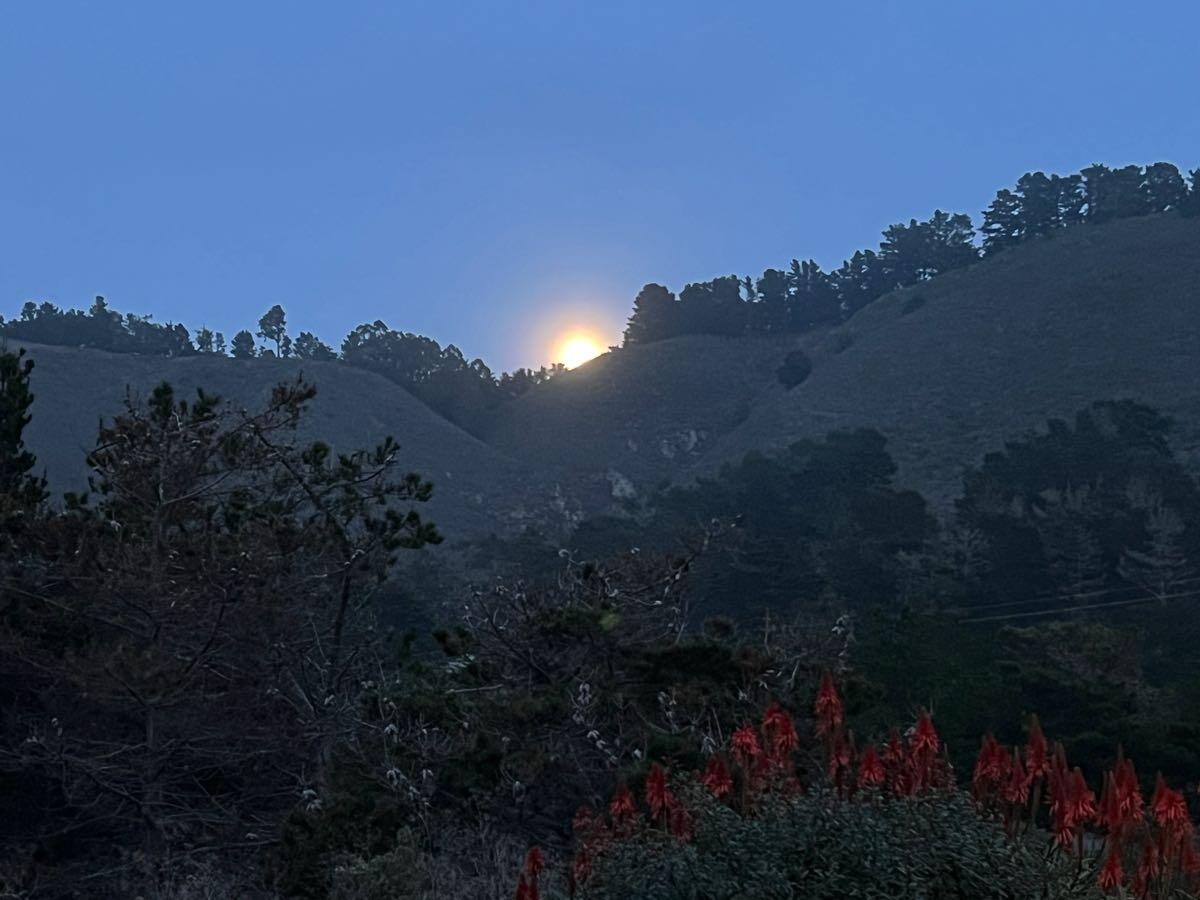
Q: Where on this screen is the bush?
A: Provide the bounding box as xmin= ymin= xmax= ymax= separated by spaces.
xmin=576 ymin=788 xmax=1100 ymax=900
xmin=775 ymin=349 xmax=813 ymax=389
xmin=899 ymin=293 xmax=926 ymax=316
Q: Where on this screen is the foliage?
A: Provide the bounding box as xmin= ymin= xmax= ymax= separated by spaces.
xmin=0 ymin=296 xmax=195 ymax=356
xmin=0 ymin=375 xmax=439 ymax=893
xmin=956 ymin=400 xmax=1200 ymax=602
xmin=774 ymin=348 xmax=812 ymax=388
xmin=622 ymin=159 xmax=1198 ymax=346
xmin=0 ymin=345 xmax=46 ymax=511
xmin=541 ymin=685 xmax=1116 ymax=900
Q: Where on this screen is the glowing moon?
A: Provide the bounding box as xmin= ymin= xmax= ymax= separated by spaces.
xmin=556 ymin=333 xmax=603 ymax=369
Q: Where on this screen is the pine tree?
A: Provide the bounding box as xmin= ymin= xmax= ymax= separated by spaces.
xmin=1182 ymin=169 xmax=1200 ymax=218
xmin=293 ymin=331 xmax=337 ymax=360
xmin=1142 ymin=161 xmax=1187 ymax=212
xmin=1053 ymin=173 xmax=1086 ymax=226
xmin=0 ymin=345 xmax=45 ymax=508
xmin=1015 ymin=172 xmax=1058 ymax=237
xmin=195 ymin=327 xmax=215 ymax=353
xmin=981 ymin=189 xmax=1022 ymax=254
xmin=256 ymin=304 xmax=288 ymax=356
xmin=623 ymin=283 xmax=678 ymax=344
xmin=230 ymin=329 xmax=256 ymax=359
xmin=1119 ymin=502 xmax=1193 ymax=603
xmin=753 ymin=268 xmax=791 ymax=332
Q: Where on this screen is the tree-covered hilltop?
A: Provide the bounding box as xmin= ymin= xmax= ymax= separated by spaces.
xmin=621 ymin=161 xmax=1200 ymax=344
xmin=5 ymin=160 xmax=1198 ymax=434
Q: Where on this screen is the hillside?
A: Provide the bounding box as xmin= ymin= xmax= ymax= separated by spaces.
xmin=15 ymin=212 xmax=1200 ymax=534
xmin=706 ymin=212 xmax=1200 ymax=508
xmin=485 ymin=213 xmax=1200 ymax=513
xmin=11 ymin=342 xmax=557 ymax=539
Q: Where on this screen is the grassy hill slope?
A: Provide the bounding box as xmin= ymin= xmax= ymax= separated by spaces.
xmin=15 ymin=212 xmax=1200 ymax=534
xmin=13 ymin=342 xmax=555 ymax=539
xmin=485 ymin=213 xmax=1200 ymax=514
xmin=705 ymin=213 xmax=1200 ymax=508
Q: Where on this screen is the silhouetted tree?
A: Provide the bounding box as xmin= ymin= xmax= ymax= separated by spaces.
xmin=623 ymin=283 xmax=678 ymax=344
xmin=1142 ymin=161 xmax=1188 ymax=212
xmin=293 ymin=331 xmax=337 ymax=360
xmin=678 ymin=276 xmax=746 ymax=336
xmin=833 ymin=249 xmax=889 ymax=316
xmin=1182 ymin=169 xmax=1200 ymax=217
xmin=1015 ymin=172 xmax=1059 ymax=238
xmin=0 ymin=346 xmax=46 ymax=511
xmin=1054 ymin=173 xmax=1086 ymax=225
xmin=981 ymin=189 xmax=1022 ymax=254
xmin=752 ymin=268 xmax=791 ymax=332
xmin=1083 ymin=163 xmax=1149 ymax=222
xmin=230 ymin=329 xmax=256 ymax=359
xmin=880 ymin=211 xmax=977 ymax=287
xmin=195 ymin=327 xmax=215 ymax=353
xmin=257 ymin=304 xmax=288 ymax=356
xmin=786 ymin=259 xmax=840 ymax=331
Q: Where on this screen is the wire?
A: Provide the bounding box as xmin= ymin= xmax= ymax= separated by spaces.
xmin=961 ymin=587 xmax=1200 ymax=624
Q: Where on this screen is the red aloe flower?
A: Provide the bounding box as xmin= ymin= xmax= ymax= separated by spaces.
xmin=668 ymin=802 xmax=694 ymax=840
xmin=908 ymin=709 xmax=939 ymax=789
xmin=700 ymin=755 xmax=733 ymax=799
xmin=1114 ymin=757 xmax=1143 ymax=824
xmin=1097 ymin=845 xmax=1124 ymax=892
xmin=1025 ymin=714 xmax=1048 ymax=780
xmin=1150 ymin=773 xmax=1188 ymax=830
xmin=1069 ymin=768 xmax=1097 ymax=825
xmin=910 ymin=709 xmax=939 ymax=757
xmin=972 ymin=734 xmax=1011 ymax=799
xmin=814 ymin=672 xmax=844 ymax=737
xmin=608 ymin=785 xmax=637 ymax=825
xmin=523 ymin=846 xmax=544 ymax=878
xmin=858 ymin=744 xmax=884 ymax=788
xmin=731 ymin=723 xmax=762 ymax=769
xmin=515 ymin=847 xmax=543 ymax=900
xmin=645 ymin=763 xmax=674 ymax=820
xmin=761 ymin=702 xmax=800 ymax=764
xmin=1002 ymin=749 xmax=1028 ymax=806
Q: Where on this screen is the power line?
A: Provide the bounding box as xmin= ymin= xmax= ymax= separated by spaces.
xmin=945 ymin=575 xmax=1200 ymax=615
xmin=961 ymin=587 xmax=1200 ymax=624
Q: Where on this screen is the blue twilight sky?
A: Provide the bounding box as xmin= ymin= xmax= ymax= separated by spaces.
xmin=2 ymin=1 xmax=1198 ymax=371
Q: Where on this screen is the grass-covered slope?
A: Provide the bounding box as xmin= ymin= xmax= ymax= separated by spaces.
xmin=15 ymin=212 xmax=1200 ymax=532
xmin=13 ymin=342 xmax=553 ymax=539
xmin=706 ymin=213 xmax=1200 ymax=508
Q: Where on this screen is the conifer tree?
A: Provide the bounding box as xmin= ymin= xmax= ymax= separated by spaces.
xmin=623 ymin=283 xmax=678 ymax=344
xmin=230 ymin=329 xmax=256 ymax=359
xmin=257 ymin=304 xmax=288 ymax=356
xmin=981 ymin=189 xmax=1022 ymax=254
xmin=0 ymin=345 xmax=46 ymax=512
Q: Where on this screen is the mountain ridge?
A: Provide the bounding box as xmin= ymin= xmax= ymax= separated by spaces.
xmin=14 ymin=212 xmax=1200 ymax=535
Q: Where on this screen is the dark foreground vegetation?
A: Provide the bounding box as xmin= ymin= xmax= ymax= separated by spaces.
xmin=5 ymin=336 xmax=1200 ymax=898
